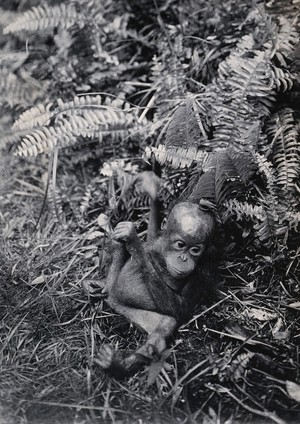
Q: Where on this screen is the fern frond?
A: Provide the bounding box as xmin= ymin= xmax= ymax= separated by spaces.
xmin=0 ymin=8 xmax=18 ymax=28
xmin=285 ymin=211 xmax=300 ymax=231
xmin=224 ymin=197 xmax=290 ymax=247
xmin=144 ymin=144 xmax=208 ymax=169
xmin=276 ymin=17 xmax=299 ymax=57
xmin=268 ymin=109 xmax=300 ymax=192
xmin=225 ymin=198 xmax=279 ymax=246
xmin=56 ymin=94 xmax=102 ymax=111
xmin=253 ymin=213 xmax=276 ymax=247
xmin=228 ymin=148 xmax=258 ymax=184
xmin=15 ymin=127 xmax=61 ymax=157
xmin=224 ymin=199 xmax=265 ymax=222
xmin=258 ymin=193 xmax=288 ymax=245
xmin=0 ymin=72 xmax=42 ymax=106
xmin=80 ymin=186 xmax=93 ymax=215
xmin=209 ymin=50 xmax=276 ymax=149
xmin=230 ymin=352 xmax=255 ymax=381
xmin=234 ymin=34 xmax=256 ymax=55
xmin=266 ymin=1 xmax=300 ymax=22
xmin=14 ymin=95 xmax=146 ymax=157
xmin=12 ymin=103 xmax=53 ymax=131
xmin=46 ymin=177 xmax=64 ymax=223
xmin=219 ymin=52 xmax=274 ymax=98
xmin=271 ymin=65 xmax=295 ymax=92
xmin=3 ymin=4 xmax=82 ymax=34
xmin=214 ymin=151 xmax=250 ymax=206
xmin=149 ymin=40 xmax=187 ymax=120
xmin=186 ymin=166 xmax=217 ymax=204
xmin=1 ymin=129 xmax=32 ymax=146
xmin=255 ymin=153 xmax=278 ymax=197
xmin=263 ymin=16 xmax=300 ymax=65
xmin=165 ymin=98 xmax=209 ymax=150
xmin=186 ymin=148 xmax=256 ymax=206
xmin=210 ymin=102 xmax=254 ymax=149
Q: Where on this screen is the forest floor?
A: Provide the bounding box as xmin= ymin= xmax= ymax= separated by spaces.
xmin=1 ymin=152 xmax=300 ymax=424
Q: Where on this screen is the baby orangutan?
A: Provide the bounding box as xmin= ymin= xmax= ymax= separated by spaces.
xmin=95 ymin=171 xmax=217 ymax=378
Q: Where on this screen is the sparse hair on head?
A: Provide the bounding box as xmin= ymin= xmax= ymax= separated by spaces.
xmin=165 ymin=201 xmax=215 ymax=241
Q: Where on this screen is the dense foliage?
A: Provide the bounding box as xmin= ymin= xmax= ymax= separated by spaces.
xmin=0 ymin=1 xmax=299 ymax=423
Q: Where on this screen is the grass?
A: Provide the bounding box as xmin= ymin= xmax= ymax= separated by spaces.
xmin=1 ymin=153 xmax=300 ymax=424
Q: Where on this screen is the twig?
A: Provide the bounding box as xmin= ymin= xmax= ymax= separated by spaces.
xmin=138 ymin=93 xmax=156 ymax=123
xmin=205 ymin=327 xmax=275 ymax=349
xmin=24 ymin=400 xmax=125 ymax=413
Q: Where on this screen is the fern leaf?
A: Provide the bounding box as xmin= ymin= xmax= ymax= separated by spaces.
xmin=220 ymin=52 xmax=274 ymax=98
xmin=226 ymin=148 xmax=257 ymax=184
xmin=256 ymin=194 xmax=286 ymax=246
xmin=214 ymin=152 xmax=245 ymax=206
xmin=253 ymin=214 xmax=275 ymax=247
xmin=2 ymin=130 xmax=38 ymax=149
xmin=46 ymin=177 xmax=64 ymax=223
xmin=3 ymin=4 xmax=81 ymax=34
xmin=144 ymin=144 xmax=208 ymax=169
xmin=285 ymin=211 xmax=300 ymax=231
xmin=263 ymin=17 xmax=300 ymax=66
xmin=211 ymin=102 xmax=260 ymax=149
xmin=209 ymin=51 xmax=276 ymax=148
xmin=255 ymin=153 xmax=278 ymax=198
xmin=186 ymin=148 xmax=256 ymax=206
xmin=268 ymin=109 xmax=300 ymax=192
xmin=57 ymin=94 xmax=102 ymax=110
xmin=271 ymin=65 xmax=295 ymax=92
xmin=165 ymin=98 xmax=208 ymax=150
xmin=266 ymin=1 xmax=300 ymax=22
xmin=276 ymin=17 xmax=299 ymax=57
xmin=15 ymin=127 xmax=59 ymax=157
xmin=80 ymin=186 xmax=93 ymax=215
xmin=14 ymin=96 xmax=146 ymax=157
xmin=224 ymin=199 xmax=265 ymax=222
xmin=0 ymin=8 xmax=18 ymax=28
xmin=12 ymin=103 xmax=53 ymax=131
xmin=224 ymin=197 xmax=287 ymax=247
xmin=231 ymin=352 xmax=255 ymax=381
xmin=0 ymin=72 xmax=42 ymax=106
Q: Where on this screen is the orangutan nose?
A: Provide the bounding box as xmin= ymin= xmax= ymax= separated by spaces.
xmin=179 ymin=254 xmax=188 ymax=262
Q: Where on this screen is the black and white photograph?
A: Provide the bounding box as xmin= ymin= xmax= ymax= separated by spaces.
xmin=0 ymin=0 xmax=299 ymax=423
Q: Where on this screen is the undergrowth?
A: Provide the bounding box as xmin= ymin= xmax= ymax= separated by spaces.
xmin=0 ymin=0 xmax=300 ymax=423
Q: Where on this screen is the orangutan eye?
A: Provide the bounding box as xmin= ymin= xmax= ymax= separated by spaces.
xmin=174 ymin=240 xmax=186 ymax=249
xmin=190 ymin=246 xmax=203 ymax=256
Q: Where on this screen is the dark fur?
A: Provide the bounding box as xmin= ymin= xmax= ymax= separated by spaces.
xmin=95 ymin=172 xmax=219 ymax=378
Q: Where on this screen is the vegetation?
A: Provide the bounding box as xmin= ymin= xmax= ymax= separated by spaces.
xmin=0 ymin=0 xmax=299 ymax=423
